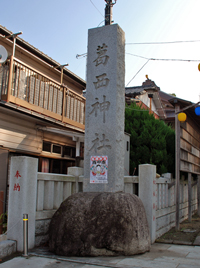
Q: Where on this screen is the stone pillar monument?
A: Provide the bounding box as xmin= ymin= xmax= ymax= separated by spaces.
xmin=7 ymin=156 xmax=38 ymax=251
xmin=83 ymin=24 xmax=125 ymax=192
xmin=49 ymin=24 xmax=151 ymax=257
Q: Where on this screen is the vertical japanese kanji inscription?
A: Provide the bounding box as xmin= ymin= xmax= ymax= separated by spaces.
xmin=84 ymin=24 xmax=125 ymax=192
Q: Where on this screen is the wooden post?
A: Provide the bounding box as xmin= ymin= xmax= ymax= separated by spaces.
xmin=198 ymin=175 xmax=200 ymax=216
xmin=61 ymin=68 xmax=64 ymax=84
xmin=5 ymin=36 xmax=17 ymax=102
xmin=4 ymin=55 xmax=14 ymax=102
xmin=188 ymin=173 xmax=192 ymax=222
xmin=62 ymin=87 xmax=66 ymax=122
xmin=175 ymin=103 xmax=180 ymax=230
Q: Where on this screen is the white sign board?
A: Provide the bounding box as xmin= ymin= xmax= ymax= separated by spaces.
xmin=90 ymin=156 xmax=108 ymax=183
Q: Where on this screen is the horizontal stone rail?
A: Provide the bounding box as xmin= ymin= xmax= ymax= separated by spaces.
xmin=36 ymin=173 xmax=139 ymax=221
xmin=35 ymin=168 xmax=199 ymax=246
xmin=138 ymin=165 xmax=199 ymax=244
xmin=35 ymin=172 xmax=139 ymax=246
xmin=8 ymin=157 xmax=199 ymax=248
xmin=36 ymin=173 xmax=77 ymax=220
xmin=36 ymin=172 xmax=80 ymax=246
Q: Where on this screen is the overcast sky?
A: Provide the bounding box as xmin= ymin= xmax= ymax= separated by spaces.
xmin=1 ymin=0 xmax=200 ymax=103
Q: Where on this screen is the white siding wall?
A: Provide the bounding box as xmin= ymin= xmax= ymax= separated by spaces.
xmin=139 ymin=93 xmax=157 ymax=114
xmin=0 ymin=111 xmax=43 ymax=153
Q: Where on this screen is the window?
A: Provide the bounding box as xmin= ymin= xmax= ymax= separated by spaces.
xmin=39 ymin=157 xmax=75 ymax=174
xmin=63 ymin=146 xmax=71 ymax=157
xmin=41 ymin=158 xmax=49 ymax=173
xmin=42 ymin=141 xmax=76 ymax=158
xmin=42 ymin=141 xmax=62 ymax=155
xmin=63 ymin=146 xmax=76 ymax=158
xmin=52 ymin=144 xmax=61 ymax=154
xmin=42 ymin=141 xmax=51 ymax=152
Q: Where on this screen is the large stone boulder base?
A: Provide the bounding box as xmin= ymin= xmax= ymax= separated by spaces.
xmin=49 ymin=192 xmax=150 ymax=256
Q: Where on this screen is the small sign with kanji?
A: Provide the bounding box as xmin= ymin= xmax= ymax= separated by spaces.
xmin=90 ymin=156 xmax=108 ymax=183
xmin=13 ymin=183 xmax=20 ymax=191
xmin=13 ymin=170 xmax=21 ymax=191
xmin=15 ymin=170 xmax=21 ymax=179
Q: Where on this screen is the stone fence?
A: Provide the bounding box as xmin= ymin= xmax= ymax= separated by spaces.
xmin=139 ymin=165 xmax=199 ymax=243
xmin=35 ymin=169 xmax=139 ymax=246
xmin=7 ymin=157 xmax=199 ymax=250
xmin=35 ymin=165 xmax=199 ymax=245
xmin=155 ymin=173 xmax=198 ymax=239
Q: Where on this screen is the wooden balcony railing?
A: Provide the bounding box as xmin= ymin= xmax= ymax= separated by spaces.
xmin=0 ymin=56 xmax=85 ymax=130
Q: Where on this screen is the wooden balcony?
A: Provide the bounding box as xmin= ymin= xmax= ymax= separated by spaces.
xmin=0 ymin=56 xmax=85 ymax=130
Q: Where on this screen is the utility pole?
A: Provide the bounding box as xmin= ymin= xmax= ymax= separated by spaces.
xmin=104 ymin=0 xmax=117 ymax=26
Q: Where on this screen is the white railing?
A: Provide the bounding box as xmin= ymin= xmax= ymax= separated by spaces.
xmin=155 ymin=174 xmax=198 ymax=239
xmin=36 ymin=173 xmax=139 ymax=220
xmin=36 ymin=173 xmax=77 ymax=221
xmin=34 ymin=172 xmax=139 ymax=246
xmin=7 ymin=157 xmax=200 ymax=248
xmin=35 ymin=168 xmax=199 ymax=245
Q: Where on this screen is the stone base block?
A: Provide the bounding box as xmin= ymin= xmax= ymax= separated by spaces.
xmin=49 ymin=192 xmax=150 ymax=256
xmin=0 ymin=240 xmax=17 ymax=259
xmin=35 ymin=219 xmax=51 ymax=247
xmin=35 ymin=234 xmax=49 ymax=247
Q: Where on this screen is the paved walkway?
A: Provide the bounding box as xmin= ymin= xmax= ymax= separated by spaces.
xmin=1 ymin=243 xmax=200 ymax=268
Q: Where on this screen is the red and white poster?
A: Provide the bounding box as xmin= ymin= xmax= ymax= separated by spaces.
xmin=90 ymin=156 xmax=108 ymax=183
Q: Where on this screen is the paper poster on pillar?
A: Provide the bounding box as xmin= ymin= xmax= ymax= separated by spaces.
xmin=90 ymin=156 xmax=108 ymax=183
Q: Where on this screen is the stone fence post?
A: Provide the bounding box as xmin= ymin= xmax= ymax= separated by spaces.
xmin=68 ymin=167 xmax=84 ymax=193
xmin=7 ymin=156 xmax=38 ymax=251
xmin=139 ymin=164 xmax=156 ymax=244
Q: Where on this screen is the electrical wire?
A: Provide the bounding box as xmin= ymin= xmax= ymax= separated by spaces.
xmin=89 ymin=0 xmax=104 ymax=17
xmin=126 ymin=40 xmax=200 ymax=45
xmin=125 ymin=53 xmax=200 ymax=86
xmin=98 ymin=20 xmax=104 ymax=27
xmin=151 ymin=58 xmax=200 ymax=62
xmin=77 ymin=51 xmax=200 ymax=62
xmin=0 ymin=198 xmax=6 ymax=204
xmin=76 ymin=39 xmax=200 ymax=84
xmin=127 ymin=53 xmax=200 ymax=62
xmin=126 ymin=53 xmax=149 ymax=60
xmin=2 ymin=218 xmax=21 ymax=236
xmin=76 ymin=53 xmax=87 ymax=59
xmin=126 ymin=59 xmax=150 ymax=87
xmin=77 ymin=38 xmax=200 ymax=59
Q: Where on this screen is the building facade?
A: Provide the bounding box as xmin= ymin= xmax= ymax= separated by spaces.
xmin=0 ymin=25 xmax=86 ymax=210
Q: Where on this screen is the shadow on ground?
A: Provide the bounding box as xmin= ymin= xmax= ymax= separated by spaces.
xmin=156 ymin=212 xmax=200 ymax=244
xmin=1 ymin=213 xmax=200 ymax=264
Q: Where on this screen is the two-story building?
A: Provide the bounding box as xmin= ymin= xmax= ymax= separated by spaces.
xmin=0 ymin=25 xmax=86 ymax=209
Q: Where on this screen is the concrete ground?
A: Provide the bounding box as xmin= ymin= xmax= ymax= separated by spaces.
xmin=1 ymin=243 xmax=200 ymax=268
